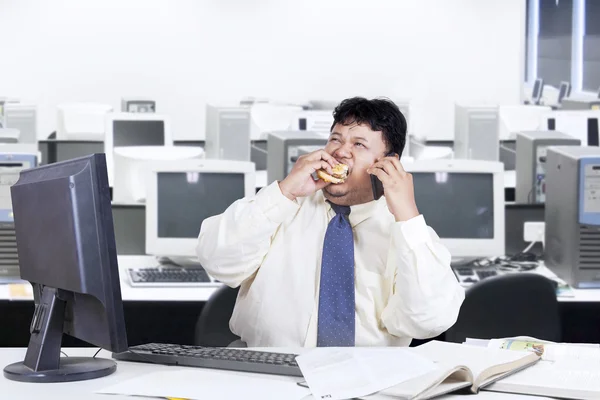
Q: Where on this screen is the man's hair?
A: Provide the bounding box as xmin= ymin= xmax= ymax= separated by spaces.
xmin=330 ymin=97 xmax=407 ymax=156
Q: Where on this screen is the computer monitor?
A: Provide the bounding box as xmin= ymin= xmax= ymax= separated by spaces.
xmin=249 ymin=103 xmax=304 ymax=140
xmin=56 ymin=103 xmax=113 ymax=141
xmin=145 ymin=160 xmax=255 ymax=257
xmin=104 ymin=113 xmax=172 ymax=185
xmin=3 ymin=104 xmax=37 ymax=144
xmin=557 ymin=81 xmax=571 ymax=104
xmin=121 ymin=98 xmax=156 ymax=113
xmin=544 ymin=110 xmax=600 ymax=146
xmin=112 ymin=146 xmax=205 ymax=204
xmin=532 ymin=78 xmax=544 ymax=104
xmin=292 ymin=110 xmax=334 ymax=136
xmin=404 ymin=159 xmax=505 ymax=259
xmin=498 ymin=105 xmax=550 ymax=139
xmin=4 ymin=154 xmax=127 ymax=383
xmin=454 ymin=104 xmax=499 ymax=161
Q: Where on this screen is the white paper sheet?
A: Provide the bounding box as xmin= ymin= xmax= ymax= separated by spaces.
xmin=295 ymin=347 xmax=438 ymax=400
xmin=97 ymin=368 xmax=309 ymax=400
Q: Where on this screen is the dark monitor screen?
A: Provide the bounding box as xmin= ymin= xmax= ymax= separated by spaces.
xmin=558 ymin=82 xmax=569 ymax=103
xmin=412 ymin=172 xmax=494 ymax=239
xmin=113 ymin=120 xmax=165 ymax=147
xmin=157 ymin=172 xmax=245 ymax=238
xmin=532 ymin=78 xmax=543 ymax=99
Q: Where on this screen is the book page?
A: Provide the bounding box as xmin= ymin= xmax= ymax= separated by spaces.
xmin=410 ymin=341 xmax=538 ymax=390
xmin=369 ymin=367 xmax=472 ymax=400
xmin=487 ymin=337 xmax=600 ymax=362
xmin=487 ymin=357 xmax=600 ymax=399
xmin=295 ymin=347 xmax=438 ymax=400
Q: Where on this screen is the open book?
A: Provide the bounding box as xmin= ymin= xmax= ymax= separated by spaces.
xmin=366 ymin=341 xmax=540 ymax=400
xmin=469 ymin=337 xmax=600 ymax=400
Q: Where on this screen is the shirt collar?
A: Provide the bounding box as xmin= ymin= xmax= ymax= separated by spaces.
xmin=319 ymin=191 xmax=384 ymax=227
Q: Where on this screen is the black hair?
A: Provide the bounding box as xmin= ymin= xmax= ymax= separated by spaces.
xmin=330 ymin=97 xmax=407 ymax=156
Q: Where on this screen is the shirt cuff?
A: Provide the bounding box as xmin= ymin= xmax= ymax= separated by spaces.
xmin=254 ymin=181 xmax=300 ymax=224
xmin=392 ymin=214 xmax=432 ymax=252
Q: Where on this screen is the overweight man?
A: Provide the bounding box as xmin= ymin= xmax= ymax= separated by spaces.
xmin=197 ymin=97 xmax=465 ymax=347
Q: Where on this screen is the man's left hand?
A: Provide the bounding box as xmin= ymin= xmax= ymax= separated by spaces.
xmin=367 ymin=154 xmax=420 ymax=222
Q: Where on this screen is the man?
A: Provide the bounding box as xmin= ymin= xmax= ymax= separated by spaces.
xmin=197 ymin=97 xmax=464 ymax=347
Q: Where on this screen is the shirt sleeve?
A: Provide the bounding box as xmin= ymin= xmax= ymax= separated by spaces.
xmin=196 ymin=181 xmax=300 ymax=287
xmin=380 ymin=214 xmax=465 ymax=339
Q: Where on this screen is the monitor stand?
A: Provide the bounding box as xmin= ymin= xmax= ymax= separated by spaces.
xmin=3 ymin=286 xmax=117 ymax=383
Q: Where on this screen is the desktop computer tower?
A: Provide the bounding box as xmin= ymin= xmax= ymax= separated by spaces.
xmin=560 ymin=98 xmax=600 ymax=111
xmin=267 ymin=131 xmax=327 ymax=183
xmin=545 ymin=146 xmax=600 ymax=288
xmin=515 ymin=131 xmax=580 ymax=204
xmin=454 ymin=104 xmax=499 ymax=161
xmin=205 ymin=105 xmax=251 ymax=162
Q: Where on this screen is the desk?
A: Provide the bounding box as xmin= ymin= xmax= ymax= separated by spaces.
xmin=0 ymin=348 xmax=552 ymax=399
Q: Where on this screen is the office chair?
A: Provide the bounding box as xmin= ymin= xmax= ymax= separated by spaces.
xmin=194 ymin=285 xmax=241 ymax=347
xmin=445 ymin=273 xmax=561 ymax=343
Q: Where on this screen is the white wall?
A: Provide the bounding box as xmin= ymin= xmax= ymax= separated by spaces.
xmin=0 ymin=0 xmax=525 ymax=141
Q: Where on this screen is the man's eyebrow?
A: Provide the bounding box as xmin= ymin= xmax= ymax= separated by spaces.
xmin=353 ymin=136 xmax=369 ymax=142
xmin=330 ymin=132 xmax=342 ymax=137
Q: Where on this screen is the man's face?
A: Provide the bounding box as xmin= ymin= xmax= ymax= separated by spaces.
xmin=322 ymin=122 xmax=388 ymax=206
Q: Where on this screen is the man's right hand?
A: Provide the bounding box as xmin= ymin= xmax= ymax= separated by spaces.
xmin=278 ymin=150 xmax=339 ymax=201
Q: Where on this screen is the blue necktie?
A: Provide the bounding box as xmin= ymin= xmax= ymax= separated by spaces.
xmin=317 ymin=202 xmax=355 ymax=347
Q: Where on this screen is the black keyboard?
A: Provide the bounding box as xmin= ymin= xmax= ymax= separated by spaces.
xmin=127 ymin=267 xmax=213 ymax=287
xmin=476 ymin=270 xmax=498 ymax=280
xmin=113 ymin=343 xmax=302 ymax=377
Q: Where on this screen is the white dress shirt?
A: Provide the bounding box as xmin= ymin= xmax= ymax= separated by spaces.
xmin=196 ymin=181 xmax=465 ymax=347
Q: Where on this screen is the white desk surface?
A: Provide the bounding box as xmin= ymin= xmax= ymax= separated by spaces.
xmin=0 ymin=347 xmax=552 ymax=400
xmin=1 ymin=255 xmax=600 ymax=303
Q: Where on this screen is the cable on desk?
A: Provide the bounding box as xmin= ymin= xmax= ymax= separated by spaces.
xmin=93 ymin=348 xmax=102 ymax=359
xmin=61 ymin=351 xmax=69 ymax=358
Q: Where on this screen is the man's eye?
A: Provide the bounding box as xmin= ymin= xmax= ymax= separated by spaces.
xmin=355 ymin=143 xmax=365 ymax=148
xmin=330 ymin=138 xmax=340 ymax=143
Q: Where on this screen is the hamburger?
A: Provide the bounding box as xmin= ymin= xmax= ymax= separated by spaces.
xmin=316 ymin=163 xmax=349 ymax=184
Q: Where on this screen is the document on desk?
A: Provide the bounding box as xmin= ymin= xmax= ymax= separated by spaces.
xmin=295 ymin=347 xmax=438 ymax=400
xmin=97 ymin=368 xmax=309 ymax=400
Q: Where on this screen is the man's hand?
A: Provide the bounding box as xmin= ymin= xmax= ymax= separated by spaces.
xmin=279 ymin=150 xmax=339 ymax=201
xmin=367 ymin=154 xmax=419 ymax=222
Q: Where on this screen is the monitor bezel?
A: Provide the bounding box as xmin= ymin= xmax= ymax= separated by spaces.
xmin=404 ymin=159 xmax=505 ymax=259
xmin=145 ymin=160 xmax=256 ymax=257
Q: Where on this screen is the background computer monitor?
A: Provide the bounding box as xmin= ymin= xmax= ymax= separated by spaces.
xmin=404 ymin=159 xmax=505 ymax=259
xmin=532 ymin=78 xmax=544 ymax=104
xmin=56 ymin=103 xmax=113 ymax=141
xmin=4 ymin=154 xmax=127 ymax=383
xmin=557 ymin=81 xmax=571 ymax=104
xmin=498 ymin=105 xmax=550 ymax=139
xmin=145 ymin=160 xmax=256 ymax=258
xmin=112 ymin=146 xmax=205 ymax=204
xmin=104 ymin=113 xmax=172 ymax=185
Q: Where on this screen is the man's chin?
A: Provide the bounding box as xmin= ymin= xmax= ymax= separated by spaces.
xmin=323 ymin=184 xmax=349 ymax=198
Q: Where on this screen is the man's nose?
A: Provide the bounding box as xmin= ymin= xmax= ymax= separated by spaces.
xmin=334 ymin=144 xmax=353 ymax=159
